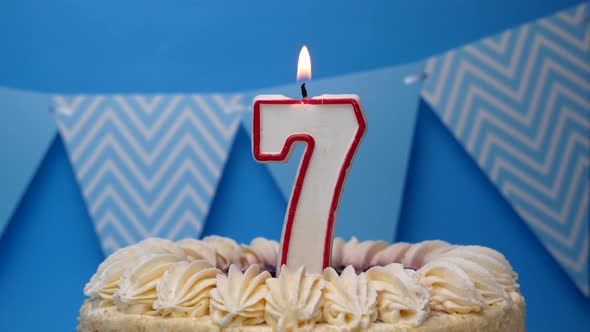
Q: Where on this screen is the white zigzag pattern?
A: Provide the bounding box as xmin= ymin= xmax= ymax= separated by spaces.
xmin=422 ymin=3 xmax=590 ymax=294
xmin=68 ymin=107 xmax=231 ymax=163
xmin=88 ymin=160 xmax=208 ymax=215
xmin=54 ymin=94 xmax=242 ymax=254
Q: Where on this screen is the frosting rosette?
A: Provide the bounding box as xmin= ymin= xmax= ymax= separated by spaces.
xmin=366 ymin=263 xmax=430 ymax=326
xmin=136 ymin=237 xmax=187 ymax=258
xmin=210 ymin=264 xmax=271 ymax=327
xmin=203 ymin=235 xmax=247 ymax=271
xmin=331 ymin=237 xmax=346 ymax=268
xmin=265 ymin=265 xmax=324 ymax=331
xmin=175 ymin=238 xmax=217 ymax=266
xmin=401 ymin=240 xmax=454 ymax=270
xmin=370 ymin=242 xmax=411 ymax=266
xmin=418 ymin=257 xmax=485 ymax=313
xmin=418 ymin=244 xmax=515 ymax=314
xmin=439 ymin=246 xmax=519 ymax=292
xmin=84 ymin=239 xmax=185 ymax=305
xmin=113 ymin=254 xmax=183 ymax=315
xmin=242 ymin=237 xmax=279 ymax=268
xmin=322 ymin=266 xmax=377 ymax=331
xmin=84 ymin=245 xmax=145 ymax=304
xmin=153 ymin=260 xmax=222 ymax=317
xmin=341 ymin=237 xmax=388 ymax=272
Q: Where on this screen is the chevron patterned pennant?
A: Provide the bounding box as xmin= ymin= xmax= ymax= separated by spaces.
xmin=422 ymin=3 xmax=590 ymax=295
xmin=53 ymin=94 xmax=243 ymax=254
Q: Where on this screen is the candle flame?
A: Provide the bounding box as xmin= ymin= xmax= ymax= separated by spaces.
xmin=297 ymin=45 xmax=312 ymax=81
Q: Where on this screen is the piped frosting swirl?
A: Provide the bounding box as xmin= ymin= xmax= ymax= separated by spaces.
xmin=209 ymin=264 xmax=271 ymax=327
xmin=84 ymin=238 xmax=185 ymax=305
xmin=242 ymin=237 xmax=279 ymax=268
xmin=153 ymin=260 xmax=221 ymax=317
xmin=203 ymin=235 xmax=247 ymax=271
xmin=175 ymin=238 xmax=217 ymax=266
xmin=322 ymin=266 xmax=378 ymax=331
xmin=340 ymin=237 xmax=389 ymax=272
xmin=366 ymin=263 xmax=430 ymax=326
xmin=113 ymin=254 xmax=184 ymax=315
xmin=83 ymin=236 xmax=523 ymax=329
xmin=265 ymin=265 xmax=324 ymax=331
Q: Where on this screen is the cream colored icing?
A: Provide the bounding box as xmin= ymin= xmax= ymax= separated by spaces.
xmin=322 ymin=266 xmax=378 ymax=331
xmin=136 ymin=238 xmax=187 ymax=258
xmin=440 ymin=246 xmax=519 ymax=292
xmin=84 ymin=239 xmax=185 ymax=304
xmin=153 ymin=260 xmax=222 ymax=317
xmin=265 ymin=265 xmax=324 ymax=331
xmin=418 ymin=244 xmax=517 ymax=314
xmin=401 ymin=240 xmax=455 ymax=270
xmin=113 ymin=254 xmax=184 ymax=315
xmin=82 ymin=237 xmax=524 ymax=330
xmin=444 ymin=256 xmax=510 ymax=306
xmin=341 ymin=237 xmax=389 ymax=272
xmin=84 ymin=246 xmax=145 ymax=303
xmin=203 ymin=236 xmax=247 ymax=271
xmin=176 ymin=238 xmax=217 ymax=266
xmin=370 ymin=242 xmax=412 ymax=266
xmin=366 ymin=263 xmax=430 ymax=327
xmin=331 ymin=237 xmax=346 ymax=267
xmin=242 ymin=237 xmax=279 ymax=268
xmin=209 ymin=264 xmax=271 ymax=327
xmin=418 ymin=258 xmax=485 ymax=314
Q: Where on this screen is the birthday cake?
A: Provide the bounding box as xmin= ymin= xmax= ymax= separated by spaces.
xmin=78 ymin=236 xmax=525 ymax=331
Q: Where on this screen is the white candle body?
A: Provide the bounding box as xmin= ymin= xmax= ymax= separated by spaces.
xmin=253 ymin=95 xmax=365 ymax=274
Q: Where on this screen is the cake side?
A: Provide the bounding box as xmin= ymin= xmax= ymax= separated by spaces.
xmin=78 ymin=295 xmax=525 ymax=332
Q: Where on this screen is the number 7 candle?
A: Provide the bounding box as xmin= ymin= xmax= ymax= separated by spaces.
xmin=252 ymin=46 xmax=367 ymax=274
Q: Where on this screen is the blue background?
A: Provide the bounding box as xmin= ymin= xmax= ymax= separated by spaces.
xmin=0 ymin=1 xmax=588 ymax=331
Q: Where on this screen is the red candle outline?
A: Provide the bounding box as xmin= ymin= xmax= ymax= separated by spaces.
xmin=252 ymin=98 xmax=367 ymax=269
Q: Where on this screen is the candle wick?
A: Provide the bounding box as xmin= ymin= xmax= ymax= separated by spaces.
xmin=301 ymin=83 xmax=308 ymax=100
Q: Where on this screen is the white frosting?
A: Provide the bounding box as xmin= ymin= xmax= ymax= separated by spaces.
xmin=83 ymin=237 xmax=524 ymax=329
xmin=418 ymin=257 xmax=484 ymax=313
xmin=210 ymin=264 xmax=271 ymax=327
xmin=370 ymin=242 xmax=411 ymax=266
xmin=84 ymin=246 xmax=145 ymax=302
xmin=85 ymin=240 xmax=185 ymax=304
xmin=440 ymin=246 xmax=519 ymax=292
xmin=322 ymin=266 xmax=377 ymax=331
xmin=418 ymin=244 xmax=517 ymax=314
xmin=446 ymin=257 xmax=509 ymax=306
xmin=113 ymin=254 xmax=183 ymax=315
xmin=265 ymin=265 xmax=324 ymax=331
xmin=331 ymin=237 xmax=346 ymax=267
xmin=341 ymin=237 xmax=388 ymax=272
xmin=203 ymin=236 xmax=247 ymax=271
xmin=136 ymin=238 xmax=186 ymax=258
xmin=153 ymin=260 xmax=221 ymax=317
xmin=176 ymin=238 xmax=217 ymax=266
xmin=401 ymin=240 xmax=455 ymax=270
xmin=242 ymin=237 xmax=279 ymax=268
xmin=366 ymin=264 xmax=430 ymax=326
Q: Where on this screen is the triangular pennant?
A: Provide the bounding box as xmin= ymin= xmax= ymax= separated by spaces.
xmin=0 ymin=88 xmax=56 ymax=238
xmin=241 ymin=61 xmax=425 ymax=242
xmin=53 ymin=94 xmax=242 ymax=254
xmin=422 ymin=3 xmax=589 ymax=295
